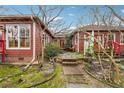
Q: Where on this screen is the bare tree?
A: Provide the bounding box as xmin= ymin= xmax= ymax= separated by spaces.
xmin=77 ymin=6 xmax=122 ymax=85
xmin=0 ymin=6 xmax=10 ymax=14
xmin=23 ymin=5 xmax=72 ymax=71
xmin=106 ymin=6 xmax=124 ymax=23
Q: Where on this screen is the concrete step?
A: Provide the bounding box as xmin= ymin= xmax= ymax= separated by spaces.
xmin=62 ymin=58 xmax=77 ymax=62
xmin=62 ymin=61 xmax=79 ymax=65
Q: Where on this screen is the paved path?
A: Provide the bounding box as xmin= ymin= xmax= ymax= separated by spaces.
xmin=59 ymin=52 xmax=111 ymax=88
xmin=61 ymin=52 xmax=82 ymax=59
xmin=61 ymin=52 xmax=83 ymax=75
xmin=63 ymin=65 xmax=84 ymax=75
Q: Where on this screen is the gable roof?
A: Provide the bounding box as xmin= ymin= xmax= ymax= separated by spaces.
xmin=78 ymin=25 xmax=124 ymax=31
xmin=71 ymin=24 xmax=124 ymax=37
xmin=0 ymin=15 xmax=54 ymax=38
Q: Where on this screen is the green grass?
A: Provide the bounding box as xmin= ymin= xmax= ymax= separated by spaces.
xmin=0 ymin=65 xmax=21 ymax=78
xmin=0 ymin=64 xmax=65 ymax=88
xmin=0 ymin=65 xmax=44 ymax=88
xmin=36 ymin=64 xmax=65 ymax=88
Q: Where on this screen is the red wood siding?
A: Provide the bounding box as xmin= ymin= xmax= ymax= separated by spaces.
xmin=79 ymin=32 xmax=84 ymax=53
xmin=72 ymin=30 xmax=124 ymax=55
xmin=35 ymin=23 xmax=42 ymax=57
xmin=54 ymin=37 xmax=65 ymax=49
xmin=0 ymin=22 xmax=33 ymax=62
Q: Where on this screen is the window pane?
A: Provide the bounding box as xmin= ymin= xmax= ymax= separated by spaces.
xmin=20 ymin=24 xmax=30 ymax=48
xmin=20 ymin=25 xmax=30 ymax=37
xmin=8 ymin=37 xmax=18 ymax=48
xmin=107 ymin=33 xmax=114 ymax=41
xmin=13 ymin=26 xmax=18 ymax=37
xmin=7 ymin=25 xmax=18 ymax=48
xmin=121 ymin=33 xmax=124 ymax=44
xmin=26 ymin=29 xmax=29 ymax=37
xmin=8 ymin=25 xmax=18 ymax=37
xmin=20 ymin=28 xmax=25 ymax=37
xmin=20 ymin=37 xmax=29 ymax=48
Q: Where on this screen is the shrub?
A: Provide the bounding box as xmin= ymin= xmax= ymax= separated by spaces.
xmin=44 ymin=43 xmax=61 ymax=59
xmin=64 ymin=34 xmax=72 ymax=49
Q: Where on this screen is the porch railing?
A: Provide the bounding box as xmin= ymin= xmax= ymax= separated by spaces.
xmin=0 ymin=40 xmax=5 ymax=63
xmin=113 ymin=41 xmax=120 ymax=56
xmin=105 ymin=41 xmax=120 ymax=56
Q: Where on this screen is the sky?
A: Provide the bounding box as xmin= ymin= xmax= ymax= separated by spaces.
xmin=0 ymin=5 xmax=124 ymax=30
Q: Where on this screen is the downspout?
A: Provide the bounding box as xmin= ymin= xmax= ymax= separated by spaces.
xmin=31 ymin=16 xmax=36 ymax=62
xmin=22 ymin=16 xmax=36 ymax=71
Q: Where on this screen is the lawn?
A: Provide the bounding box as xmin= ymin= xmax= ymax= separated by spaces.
xmin=36 ymin=64 xmax=65 ymax=88
xmin=0 ymin=63 xmax=65 ymax=88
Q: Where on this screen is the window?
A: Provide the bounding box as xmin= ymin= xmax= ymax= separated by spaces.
xmin=7 ymin=25 xmax=18 ymax=48
xmin=107 ymin=33 xmax=115 ymax=41
xmin=20 ymin=25 xmax=30 ymax=48
xmin=120 ymin=32 xmax=124 ymax=44
xmin=42 ymin=32 xmax=50 ymax=47
xmin=6 ymin=24 xmax=30 ymax=49
xmin=42 ymin=33 xmax=45 ymax=47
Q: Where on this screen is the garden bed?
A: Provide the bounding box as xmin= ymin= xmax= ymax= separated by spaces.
xmin=83 ymin=59 xmax=124 ymax=87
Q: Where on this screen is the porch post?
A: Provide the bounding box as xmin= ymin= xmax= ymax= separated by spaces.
xmin=84 ymin=32 xmax=86 ymax=56
xmin=77 ymin=32 xmax=80 ymax=52
xmin=91 ymin=30 xmax=94 ymax=55
xmin=92 ymin=30 xmax=94 ymax=45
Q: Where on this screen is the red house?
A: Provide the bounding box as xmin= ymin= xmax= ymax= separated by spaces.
xmin=0 ymin=15 xmax=54 ymax=63
xmin=54 ymin=33 xmax=65 ymax=49
xmin=72 ymin=25 xmax=124 ymax=57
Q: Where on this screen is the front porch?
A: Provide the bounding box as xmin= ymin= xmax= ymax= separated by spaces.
xmin=84 ymin=32 xmax=121 ymax=58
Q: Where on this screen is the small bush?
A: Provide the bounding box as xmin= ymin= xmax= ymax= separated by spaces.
xmin=44 ymin=43 xmax=61 ymax=59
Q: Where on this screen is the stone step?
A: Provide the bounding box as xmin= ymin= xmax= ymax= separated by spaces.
xmin=62 ymin=61 xmax=79 ymax=65
xmin=62 ymin=58 xmax=77 ymax=62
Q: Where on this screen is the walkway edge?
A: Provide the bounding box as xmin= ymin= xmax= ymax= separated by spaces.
xmin=83 ymin=67 xmax=120 ymax=88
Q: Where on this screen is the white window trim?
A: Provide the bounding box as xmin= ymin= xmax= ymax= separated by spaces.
xmin=120 ymin=32 xmax=124 ymax=45
xmin=6 ymin=24 xmax=31 ymax=50
xmin=102 ymin=34 xmax=104 ymax=46
xmin=107 ymin=33 xmax=116 ymax=42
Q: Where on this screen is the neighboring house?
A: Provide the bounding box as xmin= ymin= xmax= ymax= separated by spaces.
xmin=42 ymin=29 xmax=54 ymax=48
xmin=54 ymin=33 xmax=65 ymax=49
xmin=72 ymin=25 xmax=124 ymax=57
xmin=0 ymin=15 xmax=54 ymax=63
